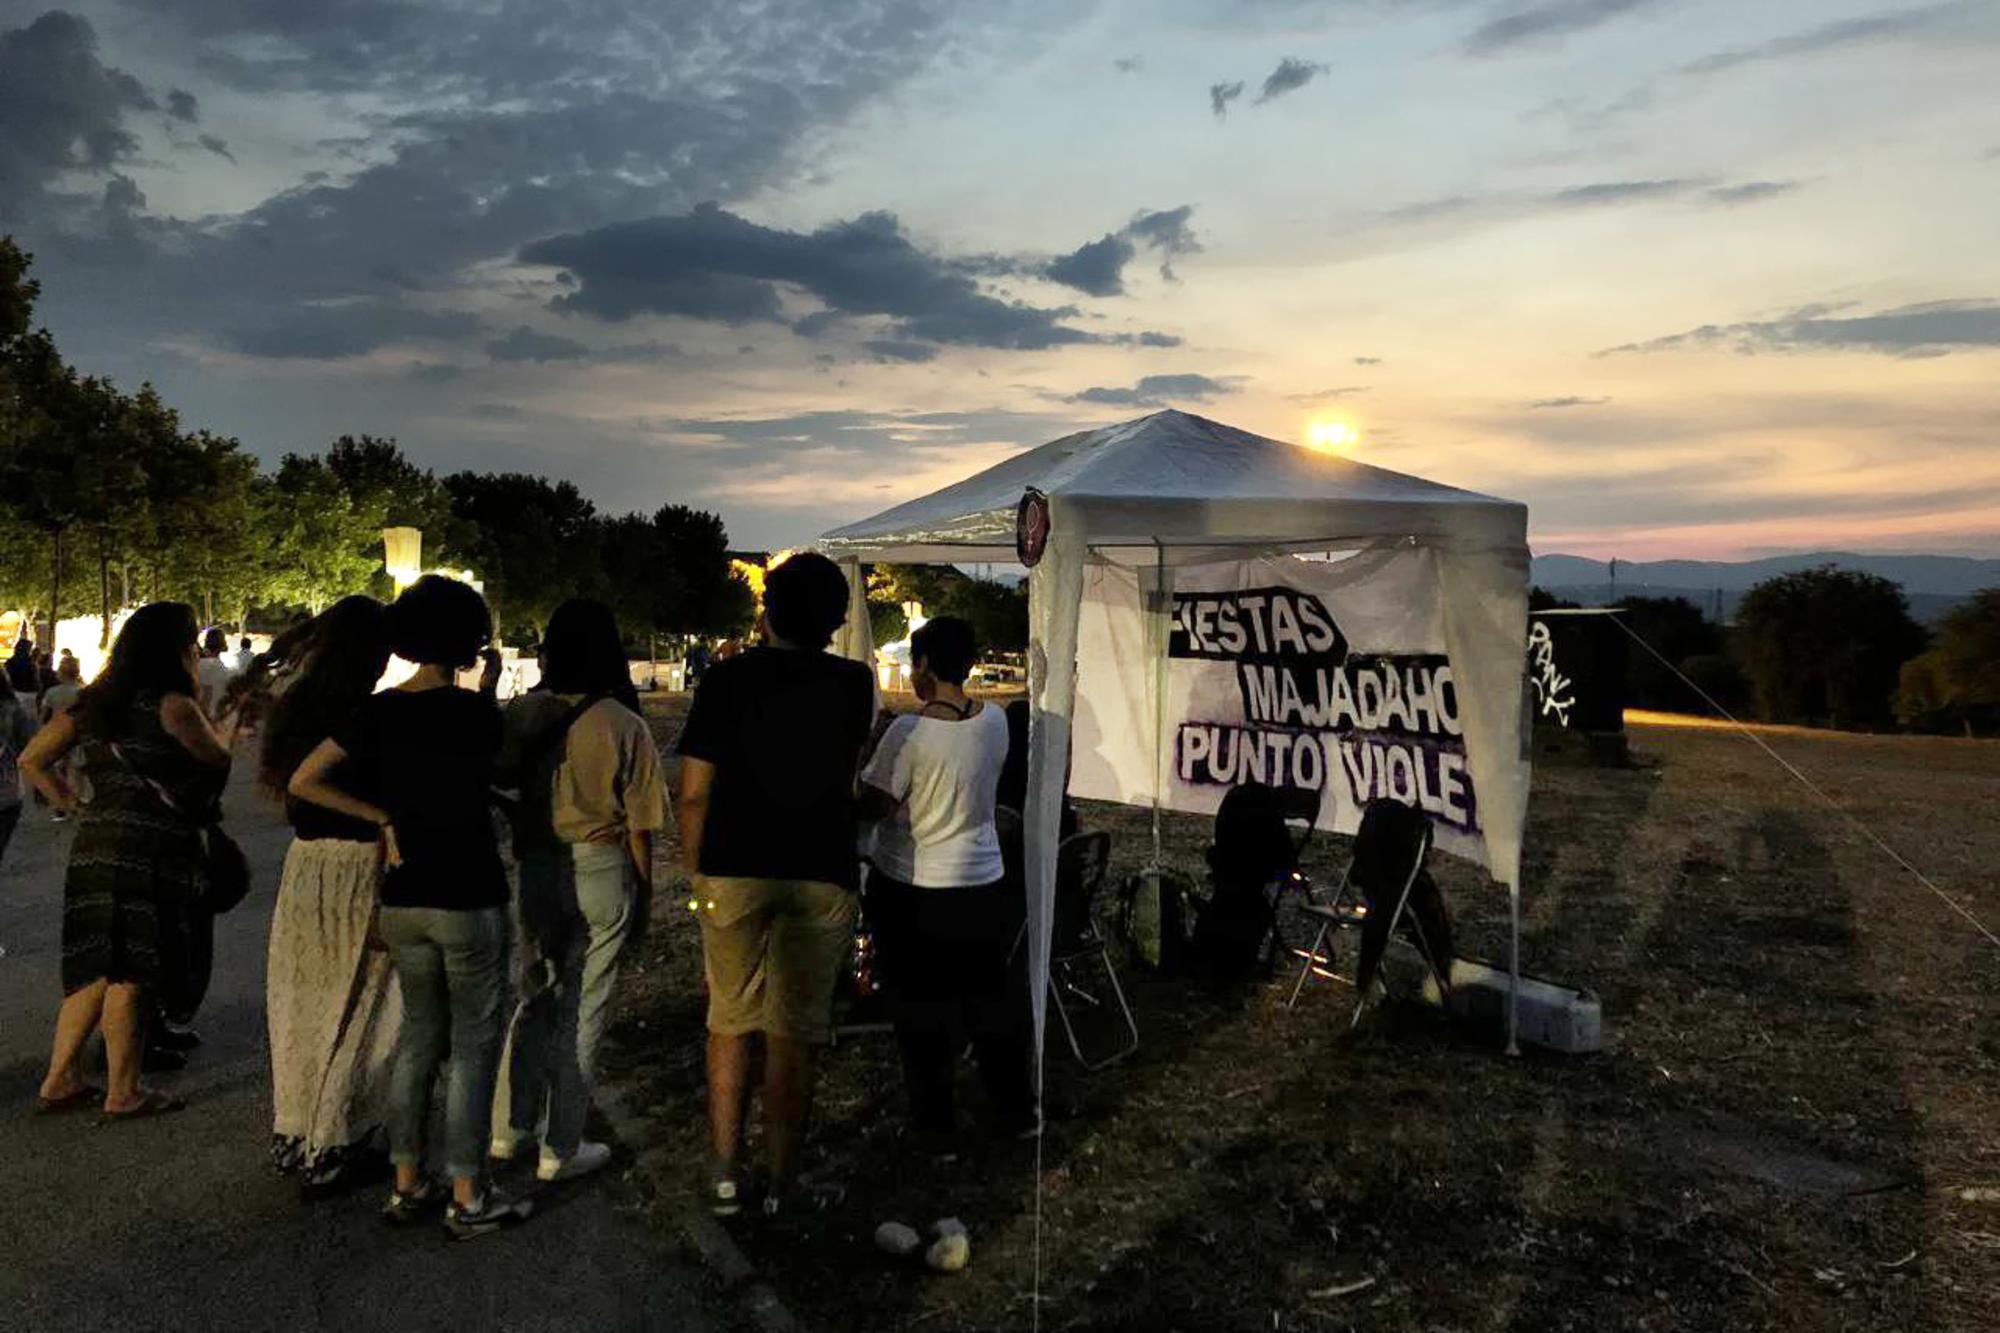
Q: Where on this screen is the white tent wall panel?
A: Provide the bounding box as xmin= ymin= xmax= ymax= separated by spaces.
xmin=1069 ymin=544 xmax=1518 ymax=877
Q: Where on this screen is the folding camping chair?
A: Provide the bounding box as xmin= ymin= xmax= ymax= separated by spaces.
xmin=1286 ymin=798 xmax=1451 ymax=1027
xmin=1047 ymin=830 xmax=1139 ymax=1070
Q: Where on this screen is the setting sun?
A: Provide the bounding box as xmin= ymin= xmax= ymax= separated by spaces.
xmin=1304 ymin=420 xmax=1361 ymax=454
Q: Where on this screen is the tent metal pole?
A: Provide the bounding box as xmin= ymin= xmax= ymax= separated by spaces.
xmin=1507 ymin=880 xmax=1521 ymax=1057
xmin=1150 ymin=539 xmax=1167 ymax=870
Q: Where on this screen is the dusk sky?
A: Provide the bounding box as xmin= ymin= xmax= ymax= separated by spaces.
xmin=4 ymin=0 xmax=1997 ymax=558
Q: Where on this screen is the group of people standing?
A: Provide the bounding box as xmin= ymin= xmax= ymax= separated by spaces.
xmin=23 ymin=577 xmax=663 ymax=1241
xmin=15 ymin=550 xmax=1038 ymax=1239
xmin=676 ymin=553 xmax=1037 ymax=1220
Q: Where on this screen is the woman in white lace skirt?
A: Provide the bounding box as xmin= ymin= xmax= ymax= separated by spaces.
xmin=241 ymin=597 xmax=402 ymax=1197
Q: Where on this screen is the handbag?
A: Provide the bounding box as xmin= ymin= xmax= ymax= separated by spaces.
xmin=110 ymin=742 xmax=253 ymax=915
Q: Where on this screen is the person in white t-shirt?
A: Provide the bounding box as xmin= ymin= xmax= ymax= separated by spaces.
xmin=195 ymin=627 xmax=236 ymax=718
xmin=858 ymin=616 xmax=1035 ymax=1139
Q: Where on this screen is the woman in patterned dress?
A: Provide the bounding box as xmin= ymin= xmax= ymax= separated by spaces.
xmin=241 ymin=596 xmax=403 ymax=1194
xmin=24 ymin=602 xmax=233 ymax=1119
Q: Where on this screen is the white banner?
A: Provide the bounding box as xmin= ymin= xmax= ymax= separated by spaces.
xmin=1070 ymin=546 xmax=1496 ymax=873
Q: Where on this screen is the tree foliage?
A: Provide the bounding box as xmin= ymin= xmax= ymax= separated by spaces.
xmin=1613 ymin=595 xmax=1724 ymax=711
xmin=0 ymin=235 xmax=744 ymax=651
xmin=1736 ymin=567 xmax=1927 ymax=728
xmin=1897 ymin=588 xmax=2000 ymax=734
xmin=870 ymin=564 xmax=1027 ymax=652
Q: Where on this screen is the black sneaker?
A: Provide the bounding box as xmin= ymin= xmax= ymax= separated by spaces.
xmin=760 ymin=1177 xmax=845 ymax=1227
xmin=152 ymin=1023 xmax=203 ymax=1052
xmin=444 ymin=1188 xmax=533 ymax=1241
xmin=140 ymin=1045 xmax=187 ymax=1074
xmin=381 ymin=1178 xmax=445 ymax=1226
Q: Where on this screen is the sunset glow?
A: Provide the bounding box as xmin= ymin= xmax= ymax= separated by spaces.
xmin=1304 ymin=420 xmax=1361 ymax=455
xmin=4 ymin=2 xmax=1996 ymax=560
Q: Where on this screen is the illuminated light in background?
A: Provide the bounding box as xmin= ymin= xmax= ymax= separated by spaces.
xmin=1304 ymin=420 xmax=1361 ymax=454
xmin=382 ymin=526 xmax=423 ymax=589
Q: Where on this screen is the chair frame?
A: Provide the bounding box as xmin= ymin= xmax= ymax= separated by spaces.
xmin=1285 ymin=817 xmax=1437 ymax=1027
xmin=1046 ymin=830 xmax=1139 ymax=1071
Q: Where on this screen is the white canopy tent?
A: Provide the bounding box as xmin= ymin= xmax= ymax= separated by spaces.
xmin=818 ymin=409 xmax=1533 ymax=1054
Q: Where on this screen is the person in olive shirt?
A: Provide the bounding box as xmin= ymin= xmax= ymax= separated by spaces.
xmin=290 ymin=576 xmax=529 ymax=1241
xmin=676 ymin=552 xmax=873 ymax=1220
xmin=492 ymin=598 xmax=665 ymax=1185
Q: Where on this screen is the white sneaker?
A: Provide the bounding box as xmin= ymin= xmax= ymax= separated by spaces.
xmin=537 ymin=1140 xmax=613 ymax=1182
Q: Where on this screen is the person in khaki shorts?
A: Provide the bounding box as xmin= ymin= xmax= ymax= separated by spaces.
xmin=674 ymin=553 xmax=873 ymax=1221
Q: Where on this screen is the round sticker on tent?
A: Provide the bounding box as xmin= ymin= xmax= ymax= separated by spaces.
xmin=1016 ymin=488 xmax=1050 ymax=568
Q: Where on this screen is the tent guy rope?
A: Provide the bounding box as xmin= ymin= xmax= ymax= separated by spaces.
xmin=1610 ymin=615 xmax=2000 ymax=954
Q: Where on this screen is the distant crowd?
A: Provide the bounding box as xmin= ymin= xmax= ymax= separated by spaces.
xmin=7 ymin=554 xmax=1037 ymax=1239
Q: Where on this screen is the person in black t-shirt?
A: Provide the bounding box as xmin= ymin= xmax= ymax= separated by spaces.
xmin=676 ymin=552 xmax=874 ymax=1220
xmin=246 ymin=596 xmax=404 ymax=1196
xmin=289 ymin=576 xmax=529 ymax=1240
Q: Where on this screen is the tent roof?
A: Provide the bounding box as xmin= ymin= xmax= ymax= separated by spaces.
xmin=818 ymin=409 xmax=1525 ymax=564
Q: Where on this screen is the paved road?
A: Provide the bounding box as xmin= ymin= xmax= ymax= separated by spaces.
xmin=0 ymin=759 xmax=721 ymax=1333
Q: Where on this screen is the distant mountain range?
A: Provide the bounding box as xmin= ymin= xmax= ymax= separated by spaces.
xmin=1532 ymin=551 xmax=2000 ymax=624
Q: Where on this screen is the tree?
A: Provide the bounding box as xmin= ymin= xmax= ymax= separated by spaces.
xmin=151 ymin=430 xmax=262 ymax=627
xmin=0 ymin=239 xmax=82 ymax=643
xmin=652 ymin=503 xmax=749 ymax=636
xmin=443 ymin=471 xmax=602 ymax=640
xmin=1897 ymin=588 xmax=2000 ymax=734
xmin=1614 ymin=595 xmax=1723 ymax=711
xmin=1735 ymin=566 xmax=1927 ymax=728
xmin=326 ymin=434 xmax=474 ymax=587
xmin=260 ymin=454 xmax=386 ymax=614
xmin=870 ymin=563 xmax=1027 ymax=652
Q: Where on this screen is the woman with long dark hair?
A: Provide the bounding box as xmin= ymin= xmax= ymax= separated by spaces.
xmin=23 ymin=602 xmax=233 ymax=1118
xmin=246 ymin=596 xmax=404 ymax=1195
xmin=289 ymin=576 xmax=528 ymax=1239
xmin=491 ymin=599 xmax=663 ymax=1183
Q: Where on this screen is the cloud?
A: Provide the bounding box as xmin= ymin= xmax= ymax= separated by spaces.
xmin=1354 ymin=355 xmax=1382 ymax=366
xmin=1681 ymin=6 xmax=1960 ymax=78
xmin=1379 ymin=176 xmax=1794 ymax=239
xmin=196 ymin=134 xmax=236 ymax=163
xmin=222 ymin=303 xmax=485 ymax=359
xmin=1070 ymin=373 xmax=1242 ymax=406
xmin=1465 ymin=0 xmax=1664 ymax=54
xmin=1126 ymin=205 xmax=1202 ymax=281
xmin=1602 ymin=299 xmax=2000 ymax=358
xmin=1528 ymin=396 xmax=1611 ymax=408
xmin=1210 ymin=80 xmax=1245 ymax=117
xmin=522 ymin=203 xmax=1158 ymax=352
xmin=0 ymin=11 xmax=157 ymax=219
xmin=12 ymin=1 xmax=993 ymax=369
xmin=166 ymin=89 xmax=199 ymax=122
xmin=1705 ymin=180 xmax=1799 ymax=206
xmin=1255 ymin=56 xmax=1328 ymax=104
xmin=1286 ymin=386 xmax=1369 ymax=404
xmin=865 ymin=339 xmax=941 ymax=363
xmin=1113 ymin=56 xmax=1142 ymax=73
xmin=486 ymin=325 xmax=591 ymax=363
xmin=1044 ymin=233 xmax=1133 ymax=298
xmin=1043 ymin=204 xmax=1203 ymax=296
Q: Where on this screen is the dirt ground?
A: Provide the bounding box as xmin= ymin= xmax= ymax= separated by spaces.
xmin=605 ymin=695 xmax=2000 ymax=1333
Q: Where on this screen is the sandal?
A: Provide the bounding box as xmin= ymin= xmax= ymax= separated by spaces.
xmin=97 ymin=1090 xmax=187 ymax=1124
xmin=35 ymin=1085 xmax=104 ymax=1115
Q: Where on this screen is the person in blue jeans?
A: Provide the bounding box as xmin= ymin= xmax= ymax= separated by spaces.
xmin=492 ymin=599 xmax=664 ymax=1183
xmin=289 ymin=576 xmax=529 ymax=1241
